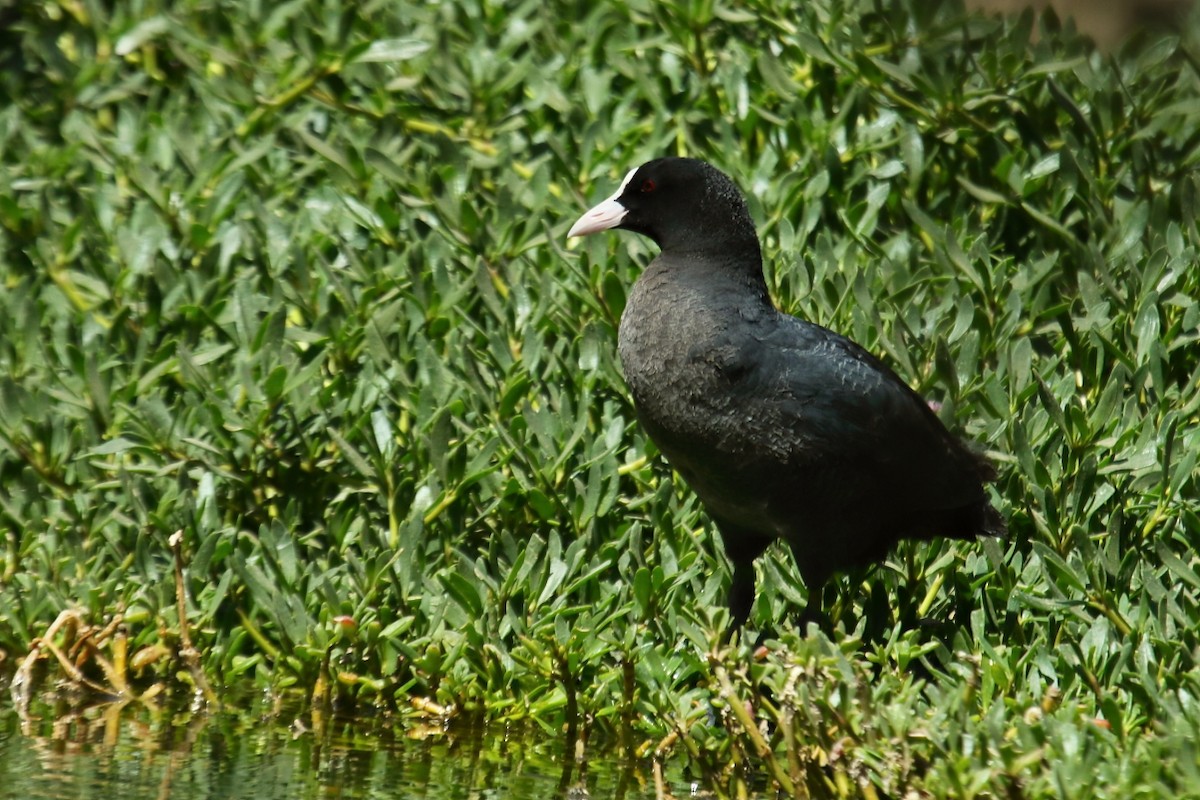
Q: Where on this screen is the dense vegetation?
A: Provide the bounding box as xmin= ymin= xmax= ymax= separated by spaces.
xmin=2 ymin=0 xmax=1199 ymax=795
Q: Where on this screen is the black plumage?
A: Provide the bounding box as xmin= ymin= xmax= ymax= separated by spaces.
xmin=568 ymin=157 xmax=1006 ymax=628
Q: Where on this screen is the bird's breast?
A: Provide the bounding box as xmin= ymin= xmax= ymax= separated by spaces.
xmin=618 ymin=281 xmax=733 ymax=419
xmin=616 ymin=275 xmax=790 ymax=464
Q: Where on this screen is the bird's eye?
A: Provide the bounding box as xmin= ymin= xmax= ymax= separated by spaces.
xmin=641 ymin=179 xmax=657 ymax=193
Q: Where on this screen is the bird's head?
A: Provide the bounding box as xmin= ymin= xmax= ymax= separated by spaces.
xmin=567 ymin=157 xmax=758 ymax=254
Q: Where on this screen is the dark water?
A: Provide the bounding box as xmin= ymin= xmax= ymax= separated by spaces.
xmin=0 ymin=700 xmax=688 ymax=800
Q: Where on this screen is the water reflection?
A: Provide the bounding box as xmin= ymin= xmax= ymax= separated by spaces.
xmin=0 ymin=699 xmax=690 ymax=800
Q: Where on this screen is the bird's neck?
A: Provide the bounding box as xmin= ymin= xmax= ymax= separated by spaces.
xmin=655 ymin=238 xmax=771 ymax=306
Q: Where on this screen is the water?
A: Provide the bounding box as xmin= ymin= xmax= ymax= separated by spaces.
xmin=0 ymin=700 xmax=687 ymax=800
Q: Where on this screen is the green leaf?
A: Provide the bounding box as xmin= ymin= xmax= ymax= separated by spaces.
xmin=441 ymin=572 xmax=484 ymax=618
xmin=355 ymin=38 xmax=432 ymax=63
xmin=114 ymin=16 xmax=171 ymax=56
xmin=633 ymin=567 xmax=652 ymax=617
xmin=87 ymin=437 xmax=140 ymax=456
xmin=536 ymin=558 xmax=568 ymax=608
xmin=956 ymin=176 xmax=1009 ymax=205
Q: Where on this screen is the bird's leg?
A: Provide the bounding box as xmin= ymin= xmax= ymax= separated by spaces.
xmin=728 ymin=558 xmax=757 ymax=630
xmin=793 ymin=587 xmax=833 ymax=637
xmin=715 ymin=523 xmax=773 ymax=637
xmin=796 ymin=598 xmax=819 ymax=632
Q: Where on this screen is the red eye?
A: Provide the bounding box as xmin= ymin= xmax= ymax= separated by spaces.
xmin=641 ymin=178 xmax=657 ymax=193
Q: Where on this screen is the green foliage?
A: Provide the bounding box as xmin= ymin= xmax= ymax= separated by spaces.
xmin=2 ymin=0 xmax=1200 ymax=795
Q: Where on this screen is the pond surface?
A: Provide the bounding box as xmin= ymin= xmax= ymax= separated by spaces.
xmin=0 ymin=699 xmax=699 ymax=800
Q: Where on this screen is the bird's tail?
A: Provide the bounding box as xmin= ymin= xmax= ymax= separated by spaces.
xmin=942 ymin=498 xmax=1007 ymax=541
xmin=955 ymin=449 xmax=1006 ymax=539
xmin=977 ymin=501 xmax=1007 ymax=538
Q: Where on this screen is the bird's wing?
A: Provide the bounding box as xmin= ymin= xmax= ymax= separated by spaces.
xmin=742 ymin=317 xmax=990 ymax=510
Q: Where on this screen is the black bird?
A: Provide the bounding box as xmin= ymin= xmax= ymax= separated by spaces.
xmin=567 ymin=157 xmax=1006 ymax=629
